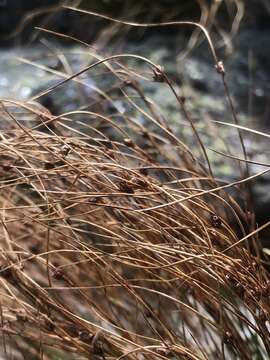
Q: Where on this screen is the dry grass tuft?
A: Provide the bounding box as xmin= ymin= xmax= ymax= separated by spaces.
xmin=0 ymin=96 xmax=269 ymax=359
xmin=0 ymin=3 xmax=270 ymax=359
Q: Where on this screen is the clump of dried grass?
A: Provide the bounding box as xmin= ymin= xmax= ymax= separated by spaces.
xmin=0 ymin=4 xmax=270 ymax=360
xmin=0 ymin=98 xmax=269 ymax=359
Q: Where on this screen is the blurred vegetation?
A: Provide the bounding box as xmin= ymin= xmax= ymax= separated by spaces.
xmin=1 ymin=0 xmax=269 ymax=46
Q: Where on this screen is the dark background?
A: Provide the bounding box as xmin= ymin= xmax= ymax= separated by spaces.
xmin=0 ymin=0 xmax=269 ymax=46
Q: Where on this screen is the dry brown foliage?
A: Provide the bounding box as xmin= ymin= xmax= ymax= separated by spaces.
xmin=0 ymin=2 xmax=270 ymax=359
